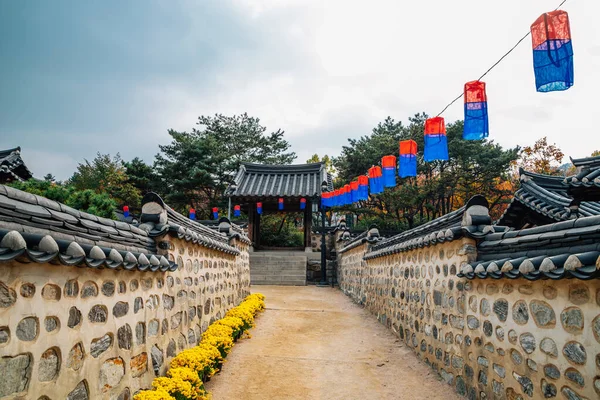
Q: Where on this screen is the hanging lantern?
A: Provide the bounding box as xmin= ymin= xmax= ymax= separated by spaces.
xmin=358 ymin=175 xmax=369 ymax=201
xmin=350 ymin=181 xmax=359 ymax=203
xmin=531 ymin=10 xmax=573 ymax=92
xmin=334 ymin=189 xmax=341 ymax=207
xmin=368 ymin=166 xmax=384 ymax=194
xmin=463 ymin=81 xmax=489 ymax=140
xmin=123 ymin=205 xmax=129 ymax=218
xmin=257 ymin=202 xmax=263 ymax=215
xmin=399 ymin=140 xmax=418 ymax=178
xmin=233 ymin=205 xmax=241 ymax=217
xmin=424 ymin=117 xmax=449 ymax=161
xmin=344 ymin=184 xmax=351 ymax=205
xmin=189 ymin=208 xmax=196 ymax=220
xmin=321 ymin=192 xmax=330 ymax=208
xmin=212 ymin=207 xmax=219 ymax=219
xmin=300 ymin=198 xmax=306 ymax=210
xmin=278 ymin=198 xmax=284 ymax=210
xmin=381 ymin=155 xmax=397 ymax=187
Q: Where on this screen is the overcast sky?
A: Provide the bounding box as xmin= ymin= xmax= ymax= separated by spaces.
xmin=1 ymin=0 xmax=598 ymax=180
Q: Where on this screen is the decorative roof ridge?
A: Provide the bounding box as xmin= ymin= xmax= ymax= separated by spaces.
xmin=140 ymin=192 xmax=241 ymax=255
xmin=0 ymin=228 xmax=177 ymax=272
xmin=519 ymin=178 xmax=572 ymax=208
xmin=363 ymin=196 xmax=494 ymax=260
xmin=0 ymin=147 xmax=22 ymax=159
xmin=570 ymin=154 xmax=600 ymax=169
xmin=0 ymin=184 xmax=154 ymax=253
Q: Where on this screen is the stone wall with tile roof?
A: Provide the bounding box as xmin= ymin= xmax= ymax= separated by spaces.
xmin=0 ymin=187 xmax=251 ymax=399
xmin=335 ymin=193 xmax=600 ymax=399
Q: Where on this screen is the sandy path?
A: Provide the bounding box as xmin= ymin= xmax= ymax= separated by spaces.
xmin=206 ymin=286 xmax=460 ymax=400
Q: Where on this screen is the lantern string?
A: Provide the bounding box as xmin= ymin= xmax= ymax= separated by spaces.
xmin=436 ymin=0 xmax=569 ymax=117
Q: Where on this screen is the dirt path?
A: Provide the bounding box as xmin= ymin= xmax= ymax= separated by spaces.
xmin=206 ymin=286 xmax=460 ymax=400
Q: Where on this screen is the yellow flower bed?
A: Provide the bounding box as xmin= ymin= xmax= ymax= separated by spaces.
xmin=134 ymin=293 xmax=266 ymax=400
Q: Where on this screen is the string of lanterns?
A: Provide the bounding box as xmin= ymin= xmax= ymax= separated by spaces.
xmin=195 ymin=7 xmax=573 ymax=219
xmin=322 ymin=8 xmax=574 ymax=209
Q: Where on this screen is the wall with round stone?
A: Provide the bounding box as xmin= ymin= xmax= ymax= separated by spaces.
xmin=337 ymin=238 xmax=600 ymax=400
xmin=0 ymin=236 xmax=250 ymax=400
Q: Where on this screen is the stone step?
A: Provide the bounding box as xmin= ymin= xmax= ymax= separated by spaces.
xmin=251 ymin=281 xmax=306 ymax=286
xmin=251 ymin=264 xmax=306 ymax=270
xmin=251 ymin=274 xmax=306 ymax=281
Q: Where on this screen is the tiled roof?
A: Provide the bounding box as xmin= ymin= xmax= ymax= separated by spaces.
xmin=459 ymin=215 xmax=600 ymax=280
xmin=565 ymin=155 xmax=600 ymax=201
xmin=231 ymin=162 xmax=333 ymax=199
xmin=0 ymin=184 xmax=176 ymax=271
xmin=363 ymin=196 xmax=495 ymax=260
xmin=497 ymin=168 xmax=600 ymax=228
xmin=139 ymin=193 xmax=245 ymax=254
xmin=0 ymin=147 xmax=33 ymax=182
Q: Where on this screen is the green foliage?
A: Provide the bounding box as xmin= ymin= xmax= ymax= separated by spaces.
xmin=68 ymin=153 xmax=141 ymax=207
xmin=154 ymin=113 xmax=296 ymax=217
xmin=123 ymin=157 xmax=161 ymax=195
xmin=306 ymin=154 xmax=336 ymax=175
xmin=8 ymin=180 xmax=116 ymax=219
xmin=259 ymin=214 xmax=304 ymax=247
xmin=333 ymin=113 xmax=519 ymax=227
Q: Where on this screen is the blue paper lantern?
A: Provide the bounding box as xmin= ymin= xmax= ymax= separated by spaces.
xmin=531 ymin=10 xmax=573 ymax=92
xmin=233 ymin=205 xmax=241 ymax=217
xmin=358 ymin=175 xmax=369 ymax=201
xmin=368 ymin=166 xmax=384 ymax=194
xmin=424 ymin=117 xmax=449 ymax=162
xmin=463 ymin=81 xmax=489 ymax=140
xmin=399 ymin=140 xmax=417 ymax=178
xmin=382 ymin=155 xmax=397 ymax=188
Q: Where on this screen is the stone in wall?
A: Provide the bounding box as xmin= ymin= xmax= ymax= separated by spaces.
xmin=68 ymin=306 xmax=82 ymax=328
xmin=562 ymin=341 xmax=586 ymax=365
xmin=102 ymin=281 xmax=115 ymax=296
xmin=81 ymin=281 xmax=98 ymax=298
xmin=0 ymin=281 xmax=16 ymax=308
xmin=67 ymin=342 xmax=85 ymax=371
xmin=38 ymin=347 xmax=60 ymax=382
xmin=42 ymin=283 xmax=61 ymax=301
xmin=130 ymin=353 xmax=148 ymax=378
xmin=99 ymin=358 xmax=125 ymax=393
xmin=67 ymin=380 xmax=89 ymax=400
xmin=20 ymin=282 xmax=35 ymax=298
xmin=136 ymin=322 xmax=146 ymax=345
xmin=113 ymin=301 xmax=129 ymax=318
xmin=44 ymin=316 xmax=60 ymax=333
xmin=561 ymin=307 xmax=584 ymax=333
xmin=118 ymin=324 xmax=133 ymax=350
xmin=91 ymin=333 xmax=113 ymax=358
xmin=64 ymin=279 xmax=79 ymax=297
xmin=0 ymin=353 xmax=32 ymax=397
xmin=0 ymin=326 xmax=9 ymax=345
xmin=151 ymin=345 xmax=163 ymax=375
xmin=529 ymin=300 xmax=555 ymax=328
xmin=16 ymin=317 xmax=38 ymax=341
xmin=89 ymin=305 xmax=108 ymax=323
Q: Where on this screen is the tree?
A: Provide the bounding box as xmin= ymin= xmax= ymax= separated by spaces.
xmin=68 ymin=153 xmax=142 ymax=207
xmin=518 ymin=137 xmax=564 ymax=175
xmin=154 ymin=113 xmax=296 ymax=216
xmin=306 ymin=154 xmax=336 ymax=175
xmin=8 ymin=179 xmax=116 ymax=219
xmin=123 ymin=157 xmax=160 ymax=196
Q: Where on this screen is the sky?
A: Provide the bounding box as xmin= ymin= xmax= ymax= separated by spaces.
xmin=0 ymin=0 xmax=598 ymax=180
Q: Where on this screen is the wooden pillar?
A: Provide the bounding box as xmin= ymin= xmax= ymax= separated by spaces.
xmin=304 ymin=199 xmax=312 ymax=250
xmin=255 ymin=208 xmax=261 ymax=249
xmin=247 ymin=202 xmax=255 ymax=245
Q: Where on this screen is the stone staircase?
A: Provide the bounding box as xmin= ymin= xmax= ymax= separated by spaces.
xmin=250 ymin=251 xmax=307 ymax=286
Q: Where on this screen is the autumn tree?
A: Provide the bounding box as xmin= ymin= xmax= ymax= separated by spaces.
xmin=518 ymin=137 xmax=564 ymax=175
xmin=68 ymin=153 xmax=142 ymax=207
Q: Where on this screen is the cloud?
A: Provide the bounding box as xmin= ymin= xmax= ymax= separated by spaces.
xmin=1 ymin=0 xmax=598 ymax=180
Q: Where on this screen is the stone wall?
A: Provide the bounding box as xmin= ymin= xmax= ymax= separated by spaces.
xmin=337 ymin=236 xmax=600 ymax=399
xmin=0 ymin=236 xmax=250 ymax=399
